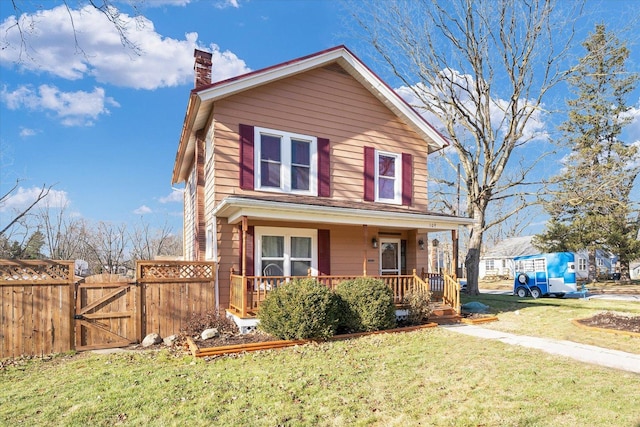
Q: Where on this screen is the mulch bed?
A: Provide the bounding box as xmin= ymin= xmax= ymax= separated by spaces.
xmin=576 ymin=312 xmax=640 ymax=334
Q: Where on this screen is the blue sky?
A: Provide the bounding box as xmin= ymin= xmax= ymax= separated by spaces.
xmin=1 ymin=0 xmax=639 ymax=243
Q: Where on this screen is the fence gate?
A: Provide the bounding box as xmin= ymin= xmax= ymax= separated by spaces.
xmin=74 ymin=274 xmax=138 ymax=351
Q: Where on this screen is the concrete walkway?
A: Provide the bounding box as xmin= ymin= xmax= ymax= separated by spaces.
xmin=440 ymin=324 xmax=640 ymax=374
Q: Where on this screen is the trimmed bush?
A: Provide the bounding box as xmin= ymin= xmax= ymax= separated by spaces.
xmin=257 ymin=278 xmax=340 ymax=340
xmin=336 ymin=278 xmax=396 ymax=333
xmin=402 ymin=288 xmax=432 ymax=325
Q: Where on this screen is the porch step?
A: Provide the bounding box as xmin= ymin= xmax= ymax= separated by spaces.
xmin=430 ymin=304 xmax=462 ymax=325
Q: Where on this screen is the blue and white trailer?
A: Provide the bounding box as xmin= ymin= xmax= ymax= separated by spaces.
xmin=513 ymin=252 xmax=577 ymax=298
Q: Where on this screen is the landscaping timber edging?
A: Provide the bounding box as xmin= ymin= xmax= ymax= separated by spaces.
xmin=460 ymin=316 xmax=500 ymax=325
xmin=187 ymin=323 xmax=439 ymax=358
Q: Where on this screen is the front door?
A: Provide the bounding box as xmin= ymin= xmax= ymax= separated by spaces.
xmin=380 ymin=239 xmax=401 ymax=275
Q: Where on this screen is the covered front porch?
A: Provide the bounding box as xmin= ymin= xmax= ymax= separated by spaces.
xmin=227 ymin=268 xmax=462 ymax=325
xmin=213 ymin=195 xmax=474 ymax=329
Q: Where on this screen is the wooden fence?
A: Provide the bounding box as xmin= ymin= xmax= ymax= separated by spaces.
xmin=1 ymin=260 xmax=217 ymax=359
xmin=0 ymin=260 xmax=75 ymax=359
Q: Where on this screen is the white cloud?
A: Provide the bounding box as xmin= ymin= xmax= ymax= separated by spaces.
xmin=19 ymin=127 xmax=38 ymax=137
xmin=145 ymin=0 xmax=193 ymax=6
xmin=159 ymin=189 xmax=184 ymax=203
xmin=133 ymin=205 xmax=152 ymax=215
xmin=623 ymin=102 xmax=640 ymax=145
xmin=215 ymin=0 xmax=241 ymax=9
xmin=0 ymin=5 xmax=250 ymax=90
xmin=0 ymin=186 xmax=69 ymax=213
xmin=1 ymin=84 xmax=119 ymax=127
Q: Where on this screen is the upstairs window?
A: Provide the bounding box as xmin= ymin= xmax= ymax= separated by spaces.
xmin=254 ymin=127 xmax=317 ymax=195
xmin=375 ymin=151 xmax=401 ymax=203
xmin=364 ymin=147 xmax=412 ymax=206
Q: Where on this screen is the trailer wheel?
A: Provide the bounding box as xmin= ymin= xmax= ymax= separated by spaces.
xmin=517 ymin=273 xmax=529 ymax=285
xmin=530 ymin=287 xmax=542 ymax=299
xmin=515 ymin=287 xmax=528 ymax=298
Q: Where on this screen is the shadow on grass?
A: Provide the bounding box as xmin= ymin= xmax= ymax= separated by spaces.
xmin=460 ymin=292 xmax=586 ymax=316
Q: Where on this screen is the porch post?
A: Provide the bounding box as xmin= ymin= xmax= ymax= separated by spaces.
xmin=452 ymin=229 xmax=459 ymax=279
xmin=241 ymin=216 xmax=248 ymax=276
xmin=241 ymin=216 xmax=248 ymax=317
xmin=363 ymin=224 xmax=368 ymax=276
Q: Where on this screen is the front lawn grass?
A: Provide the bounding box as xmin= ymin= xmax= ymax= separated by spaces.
xmin=462 ymin=293 xmax=640 ymax=354
xmin=2 ymin=328 xmax=639 ymax=427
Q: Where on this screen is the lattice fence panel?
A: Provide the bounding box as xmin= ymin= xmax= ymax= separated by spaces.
xmin=0 ymin=260 xmax=74 ymax=283
xmin=137 ymin=261 xmax=216 ymax=283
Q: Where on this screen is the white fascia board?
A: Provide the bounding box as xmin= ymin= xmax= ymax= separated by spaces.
xmin=213 ymin=197 xmax=475 ymax=231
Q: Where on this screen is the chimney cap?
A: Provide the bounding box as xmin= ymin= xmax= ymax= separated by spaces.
xmin=194 ymin=49 xmax=212 ymax=62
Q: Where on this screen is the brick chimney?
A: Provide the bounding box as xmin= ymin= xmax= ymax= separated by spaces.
xmin=194 ymin=49 xmax=212 ymax=88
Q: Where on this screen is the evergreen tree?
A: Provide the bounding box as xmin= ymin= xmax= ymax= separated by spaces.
xmin=534 ymin=24 xmax=640 ymax=281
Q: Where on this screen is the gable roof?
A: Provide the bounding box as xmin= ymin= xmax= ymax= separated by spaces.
xmin=482 ymin=236 xmax=538 ymax=259
xmin=172 ymin=45 xmax=449 ymax=184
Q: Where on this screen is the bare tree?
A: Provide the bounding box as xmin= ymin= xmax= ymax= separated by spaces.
xmin=129 ymin=218 xmax=182 ymax=261
xmin=83 ymin=221 xmax=130 ymax=274
xmin=0 ymin=180 xmax=52 ymax=237
xmin=38 ymin=201 xmax=89 ymax=260
xmin=6 ymin=0 xmax=143 ymax=62
xmin=350 ymin=0 xmax=582 ymax=294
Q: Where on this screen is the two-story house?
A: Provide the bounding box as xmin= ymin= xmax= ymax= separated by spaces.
xmin=172 ymin=46 xmax=474 ymax=323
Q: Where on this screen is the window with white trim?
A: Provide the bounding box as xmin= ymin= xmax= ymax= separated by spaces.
xmin=254 ymin=127 xmax=317 ymax=195
xmin=375 ymin=150 xmax=401 ymax=204
xmin=256 ymin=227 xmax=317 ymax=276
xmin=578 ymin=258 xmax=587 ymax=271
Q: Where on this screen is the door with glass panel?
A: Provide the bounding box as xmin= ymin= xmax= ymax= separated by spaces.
xmin=379 ymin=239 xmax=401 ymax=275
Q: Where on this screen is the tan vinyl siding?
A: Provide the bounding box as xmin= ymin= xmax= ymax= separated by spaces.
xmin=211 ymin=66 xmax=429 ymax=208
xmin=217 ymin=221 xmax=430 ymax=279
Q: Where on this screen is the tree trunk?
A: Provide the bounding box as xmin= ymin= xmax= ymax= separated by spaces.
xmin=588 ymin=248 xmax=597 ymax=282
xmin=465 ymin=211 xmax=485 ymax=296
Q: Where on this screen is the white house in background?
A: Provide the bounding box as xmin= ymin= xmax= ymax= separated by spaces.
xmin=630 ymin=262 xmax=640 ymax=280
xmin=479 ymin=236 xmax=536 ymax=279
xmin=479 ymin=235 xmax=618 ymax=280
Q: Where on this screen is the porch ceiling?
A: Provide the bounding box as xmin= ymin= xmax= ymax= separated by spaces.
xmin=213 ymin=195 xmax=475 ymax=232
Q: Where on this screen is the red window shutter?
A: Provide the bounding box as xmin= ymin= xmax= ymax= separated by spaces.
xmin=318 ymin=137 xmax=330 ymax=197
xmin=318 ymin=229 xmax=331 ymax=275
xmin=364 ymin=146 xmax=375 ymax=201
xmin=239 ymin=124 xmax=254 ymax=190
xmin=402 ymin=152 xmax=412 ymax=206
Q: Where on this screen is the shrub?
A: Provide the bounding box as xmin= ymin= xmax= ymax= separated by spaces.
xmin=257 ymin=278 xmax=340 ymax=340
xmin=335 ymin=277 xmax=396 ymax=333
xmin=402 ymin=288 xmax=432 ymax=325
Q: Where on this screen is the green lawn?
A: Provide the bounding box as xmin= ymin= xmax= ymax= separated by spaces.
xmin=2 ymin=319 xmax=640 ymax=426
xmin=462 ymin=292 xmax=640 ymax=354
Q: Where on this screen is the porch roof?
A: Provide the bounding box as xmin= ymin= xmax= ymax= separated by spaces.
xmin=214 ymin=195 xmax=475 ymax=232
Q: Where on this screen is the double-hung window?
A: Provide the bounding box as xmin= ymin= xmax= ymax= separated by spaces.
xmin=256 ymin=227 xmax=317 ymax=277
xmin=375 ymin=150 xmax=401 ymax=204
xmin=254 ymin=127 xmax=317 ymax=195
xmin=579 ymin=258 xmax=587 ymax=271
